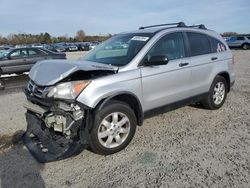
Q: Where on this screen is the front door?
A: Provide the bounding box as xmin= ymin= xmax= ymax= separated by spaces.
xmin=140 ymin=32 xmax=191 ymax=111
xmin=26 ymin=48 xmax=47 ymax=69
xmin=1 ymin=49 xmax=28 ymax=74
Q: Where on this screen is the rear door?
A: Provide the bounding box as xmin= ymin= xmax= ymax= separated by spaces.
xmin=184 ymin=32 xmax=226 ymax=96
xmin=140 ymin=32 xmax=192 ymax=111
xmin=235 ymin=36 xmax=245 ymax=47
xmin=26 ymin=48 xmax=48 ymax=68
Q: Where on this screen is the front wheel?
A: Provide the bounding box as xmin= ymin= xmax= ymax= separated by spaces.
xmin=202 ymin=76 xmax=228 ymax=110
xmin=88 ymin=100 xmax=137 ymax=155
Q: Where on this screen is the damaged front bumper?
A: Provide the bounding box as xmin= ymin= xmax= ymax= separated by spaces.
xmin=23 ymin=112 xmax=85 ymax=163
xmin=23 ymin=96 xmax=89 ymax=163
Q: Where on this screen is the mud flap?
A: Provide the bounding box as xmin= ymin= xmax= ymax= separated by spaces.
xmin=23 ymin=112 xmax=87 ymax=163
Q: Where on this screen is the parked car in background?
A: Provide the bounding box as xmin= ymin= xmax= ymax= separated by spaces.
xmin=64 ymin=43 xmax=78 ymax=52
xmin=89 ymin=41 xmax=100 ymax=50
xmin=43 ymin=44 xmax=58 ymax=52
xmin=15 ymin=44 xmax=32 ymax=48
xmin=226 ymin=36 xmax=250 ymax=50
xmin=52 ymin=45 xmax=67 ymax=52
xmin=31 ymin=43 xmax=45 ymax=48
xmin=75 ymin=42 xmax=90 ymax=51
xmin=31 ymin=43 xmax=57 ymax=52
xmin=0 ymin=45 xmax=12 ymax=51
xmin=109 ymin=41 xmax=129 ymax=49
xmin=0 ymin=47 xmax=66 ymax=76
xmin=0 ymin=45 xmax=13 ymax=55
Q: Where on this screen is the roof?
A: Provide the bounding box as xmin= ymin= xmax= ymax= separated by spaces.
xmin=120 ymin=22 xmax=212 ymax=35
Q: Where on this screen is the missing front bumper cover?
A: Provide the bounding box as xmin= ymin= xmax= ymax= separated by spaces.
xmin=23 ymin=112 xmax=86 ymax=163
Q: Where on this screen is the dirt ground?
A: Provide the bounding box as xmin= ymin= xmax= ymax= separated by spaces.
xmin=0 ymin=50 xmax=249 ymax=188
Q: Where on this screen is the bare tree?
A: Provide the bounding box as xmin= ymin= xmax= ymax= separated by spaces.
xmin=75 ymin=30 xmax=86 ymax=41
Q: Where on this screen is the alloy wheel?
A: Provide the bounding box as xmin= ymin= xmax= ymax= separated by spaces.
xmin=97 ymin=112 xmax=130 ymax=148
xmin=213 ymin=82 xmax=225 ymax=105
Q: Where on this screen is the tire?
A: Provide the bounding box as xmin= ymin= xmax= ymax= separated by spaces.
xmin=202 ymin=75 xmax=228 ymax=110
xmin=242 ymin=43 xmax=250 ymax=50
xmin=88 ymin=100 xmax=137 ymax=155
xmin=16 ymin=72 xmax=24 ymax=75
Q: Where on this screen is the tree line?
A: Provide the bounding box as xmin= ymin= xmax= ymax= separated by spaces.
xmin=221 ymin=32 xmax=250 ymax=37
xmin=0 ymin=30 xmax=112 ymax=45
xmin=1 ymin=30 xmax=249 ymax=45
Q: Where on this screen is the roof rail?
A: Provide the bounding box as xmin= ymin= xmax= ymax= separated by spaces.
xmin=139 ymin=22 xmax=186 ymax=30
xmin=189 ymin=24 xmax=207 ymax=30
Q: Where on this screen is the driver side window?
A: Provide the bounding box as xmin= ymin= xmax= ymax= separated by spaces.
xmin=10 ymin=50 xmax=21 ymax=58
xmin=9 ymin=49 xmax=28 ymax=59
xmin=146 ymin=32 xmax=186 ymax=62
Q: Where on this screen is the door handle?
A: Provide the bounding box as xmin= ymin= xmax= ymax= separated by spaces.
xmin=179 ymin=62 xmax=189 ymax=67
xmin=211 ymin=57 xmax=218 ymax=61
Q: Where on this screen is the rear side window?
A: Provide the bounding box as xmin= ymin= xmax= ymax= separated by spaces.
xmin=209 ymin=37 xmax=227 ymax=53
xmin=21 ymin=49 xmax=28 ymax=57
xmin=187 ymin=32 xmax=211 ymax=56
xmin=10 ymin=50 xmax=21 ymax=58
xmin=236 ymin=37 xmax=244 ymax=40
xmin=28 ymin=49 xmax=43 ymax=56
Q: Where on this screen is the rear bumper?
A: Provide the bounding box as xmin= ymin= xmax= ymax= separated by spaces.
xmin=23 ymin=112 xmax=85 ymax=163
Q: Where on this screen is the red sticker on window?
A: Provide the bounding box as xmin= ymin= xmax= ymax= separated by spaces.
xmin=217 ymin=43 xmax=225 ymax=52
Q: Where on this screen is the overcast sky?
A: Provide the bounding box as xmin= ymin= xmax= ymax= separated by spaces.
xmin=0 ymin=0 xmax=249 ymax=37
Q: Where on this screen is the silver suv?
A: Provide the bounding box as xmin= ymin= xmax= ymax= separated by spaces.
xmin=23 ymin=22 xmax=235 ymax=162
xmin=226 ymin=36 xmax=250 ymax=50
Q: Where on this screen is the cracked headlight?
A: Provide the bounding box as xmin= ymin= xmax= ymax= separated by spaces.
xmin=47 ymin=80 xmax=91 ymax=99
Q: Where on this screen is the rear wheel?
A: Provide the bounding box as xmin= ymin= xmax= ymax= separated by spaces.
xmin=202 ymin=76 xmax=228 ymax=110
xmin=242 ymin=43 xmax=250 ymax=50
xmin=88 ymin=100 xmax=137 ymax=155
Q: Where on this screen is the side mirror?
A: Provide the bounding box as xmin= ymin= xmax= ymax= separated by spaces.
xmin=144 ymin=55 xmax=169 ymax=66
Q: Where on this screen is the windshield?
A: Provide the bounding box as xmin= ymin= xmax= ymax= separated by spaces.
xmin=81 ymin=33 xmax=153 ymax=66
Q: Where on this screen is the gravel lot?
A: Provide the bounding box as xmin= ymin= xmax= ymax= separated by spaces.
xmin=0 ymin=50 xmax=249 ymax=188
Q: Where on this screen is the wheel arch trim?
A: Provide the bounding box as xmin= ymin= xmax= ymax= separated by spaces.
xmin=217 ymin=71 xmax=231 ymax=92
xmin=94 ymin=91 xmax=144 ymax=126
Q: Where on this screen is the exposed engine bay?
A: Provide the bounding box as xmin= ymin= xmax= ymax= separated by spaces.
xmin=44 ymin=102 xmax=84 ymax=137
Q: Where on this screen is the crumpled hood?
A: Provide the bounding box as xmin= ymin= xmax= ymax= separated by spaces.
xmin=29 ymin=60 xmax=118 ymax=86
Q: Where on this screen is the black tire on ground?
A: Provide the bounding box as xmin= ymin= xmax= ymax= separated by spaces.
xmin=242 ymin=43 xmax=250 ymax=50
xmin=202 ymin=75 xmax=228 ymax=110
xmin=16 ymin=72 xmax=24 ymax=75
xmin=88 ymin=100 xmax=137 ymax=155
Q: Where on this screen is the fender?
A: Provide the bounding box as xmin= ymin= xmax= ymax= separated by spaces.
xmin=95 ymin=91 xmax=144 ymax=126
